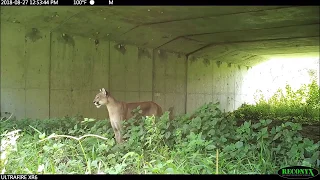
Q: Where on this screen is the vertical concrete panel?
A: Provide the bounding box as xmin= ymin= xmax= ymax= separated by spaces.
xmin=212 ymin=60 xmax=221 ymax=109
xmin=186 ymin=94 xmax=196 ymax=114
xmin=186 ymin=56 xmax=197 ymax=113
xmin=91 ymin=41 xmax=110 ymax=120
xmin=0 ymin=23 xmax=26 ymax=119
xmin=186 ymin=56 xmax=213 ymax=113
xmin=110 ymin=43 xmax=148 ymax=103
xmin=111 ymin=92 xmax=126 ymax=102
xmin=154 ymin=51 xmax=186 ymax=114
xmin=70 ymin=90 xmax=91 ymax=117
xmin=187 ymin=57 xmax=213 ymax=94
xmin=165 ymin=93 xmax=185 ymax=114
xmin=1 ymin=89 xmax=25 ymax=119
xmin=97 ymin=108 xmax=109 ymax=120
xmin=125 ymin=45 xmax=139 ymax=92
xmin=126 ymin=92 xmax=140 ymax=102
xmin=187 ymin=94 xmax=204 ymax=114
xmin=176 ymin=55 xmax=187 ymax=94
xmin=226 ymin=64 xmax=235 ymax=112
xmin=50 ymin=33 xmax=74 ymax=118
xmin=138 ymin=48 xmax=153 ymax=92
xmin=87 ymin=90 xmax=97 ymax=118
xmin=70 ymin=90 xmax=81 ymax=117
xmin=153 ymin=51 xmax=166 ymax=93
xmin=241 ymin=66 xmax=255 ymax=104
xmin=167 ymin=53 xmax=187 ymax=93
xmin=153 ymin=95 xmax=165 ymax=111
xmin=212 ymin=61 xmax=222 ymax=95
xmin=201 ymin=58 xmax=213 ymax=95
xmin=153 ymin=51 xmax=166 ymax=109
xmin=49 ymin=90 xmax=72 ymax=118
xmin=25 ymin=29 xmax=50 ymax=89
xmin=26 ymin=89 xmax=49 ymax=119
xmin=24 ymin=28 xmax=50 ymax=119
xmin=50 ymin=34 xmax=103 ymax=119
xmin=91 ymin=41 xmax=109 ymax=91
xmin=217 ymin=62 xmax=228 ymax=112
xmin=187 ymin=94 xmax=213 ymax=113
xmin=165 ymin=53 xmax=186 ymax=114
xmin=110 ymin=42 xmax=126 ymax=91
xmin=50 ymin=33 xmax=74 ymax=90
xmin=165 ymin=54 xmax=176 ymax=93
xmin=124 ymin=45 xmax=140 ymax=102
xmin=72 ymin=36 xmax=93 ymax=91
xmin=1 ymin=23 xmax=25 ymax=89
xmin=68 ymin=37 xmax=101 ymax=119
xmin=212 ymin=94 xmax=220 ymax=104
xmin=140 ymin=92 xmax=153 ymax=102
xmin=187 ymin=57 xmax=201 ymax=94
xmin=234 ymin=65 xmax=245 ymax=109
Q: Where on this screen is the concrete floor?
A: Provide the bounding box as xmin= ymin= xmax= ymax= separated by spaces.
xmin=0 ymin=6 xmax=319 ymax=120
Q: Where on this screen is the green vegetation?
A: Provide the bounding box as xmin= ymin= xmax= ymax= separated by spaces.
xmin=1 ymin=101 xmax=319 ymax=174
xmin=234 ymin=80 xmax=320 ymax=124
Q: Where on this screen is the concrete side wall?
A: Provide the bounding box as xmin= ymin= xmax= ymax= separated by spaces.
xmin=49 ymin=32 xmax=110 ymax=120
xmin=1 ymin=23 xmax=249 ymax=120
xmin=186 ymin=56 xmax=249 ymax=113
xmin=109 ymin=43 xmax=153 ymax=104
xmin=1 ymin=23 xmax=50 ymax=120
xmin=153 ymin=51 xmax=187 ymax=115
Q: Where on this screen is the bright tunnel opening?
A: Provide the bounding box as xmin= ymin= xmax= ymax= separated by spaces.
xmin=242 ymin=56 xmax=319 ymax=105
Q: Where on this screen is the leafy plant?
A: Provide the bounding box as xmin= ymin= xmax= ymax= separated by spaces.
xmin=234 ymin=80 xmax=320 ymax=124
xmin=0 ymin=102 xmax=319 ymax=174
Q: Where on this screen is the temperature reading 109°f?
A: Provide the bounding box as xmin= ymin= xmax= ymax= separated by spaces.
xmin=74 ymin=0 xmax=86 ymax=5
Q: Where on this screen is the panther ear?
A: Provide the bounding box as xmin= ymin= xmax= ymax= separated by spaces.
xmin=101 ymin=88 xmax=108 ymax=96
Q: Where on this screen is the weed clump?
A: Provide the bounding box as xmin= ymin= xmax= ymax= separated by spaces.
xmin=233 ymin=80 xmax=319 ymax=124
xmin=1 ymin=101 xmax=319 ymax=174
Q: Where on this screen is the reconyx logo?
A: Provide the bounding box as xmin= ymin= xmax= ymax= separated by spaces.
xmin=278 ymin=166 xmax=319 ymax=179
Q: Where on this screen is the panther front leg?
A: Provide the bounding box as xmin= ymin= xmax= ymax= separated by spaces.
xmin=114 ymin=129 xmax=123 ymax=144
xmin=110 ymin=115 xmax=123 ymax=144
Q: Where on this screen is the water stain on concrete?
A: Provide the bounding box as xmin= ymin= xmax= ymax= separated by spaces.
xmin=203 ymin=58 xmax=210 ymax=67
xmin=43 ymin=12 xmax=59 ymax=22
xmin=158 ymin=50 xmax=168 ymax=60
xmin=25 ymin=28 xmax=42 ymax=42
xmin=114 ymin=43 xmax=126 ymax=55
xmin=189 ymin=56 xmax=197 ymax=64
xmin=57 ymin=33 xmax=75 ymax=46
xmin=216 ymin=61 xmax=222 ymax=68
xmin=94 ymin=39 xmax=99 ymax=46
xmin=138 ymin=48 xmax=152 ymax=59
xmin=94 ymin=39 xmax=99 ymax=50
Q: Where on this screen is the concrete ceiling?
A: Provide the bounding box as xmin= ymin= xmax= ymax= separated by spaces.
xmin=1 ymin=6 xmax=319 ymax=66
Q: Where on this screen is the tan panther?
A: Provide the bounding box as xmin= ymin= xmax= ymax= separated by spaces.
xmin=93 ymin=88 xmax=173 ymax=144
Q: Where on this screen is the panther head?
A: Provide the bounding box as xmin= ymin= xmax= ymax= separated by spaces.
xmin=93 ymin=88 xmax=109 ymax=108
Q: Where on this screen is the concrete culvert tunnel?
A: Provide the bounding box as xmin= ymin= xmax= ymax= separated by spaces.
xmin=0 ymin=6 xmax=319 ymax=120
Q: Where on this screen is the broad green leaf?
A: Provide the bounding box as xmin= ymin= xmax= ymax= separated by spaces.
xmin=235 ymin=141 xmax=243 ymax=148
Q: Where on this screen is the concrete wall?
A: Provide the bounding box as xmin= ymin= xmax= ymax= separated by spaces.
xmin=186 ymin=56 xmax=249 ymax=113
xmin=1 ymin=22 xmax=249 ymax=120
xmin=153 ymin=50 xmax=187 ymax=115
xmin=1 ymin=23 xmax=50 ymax=120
